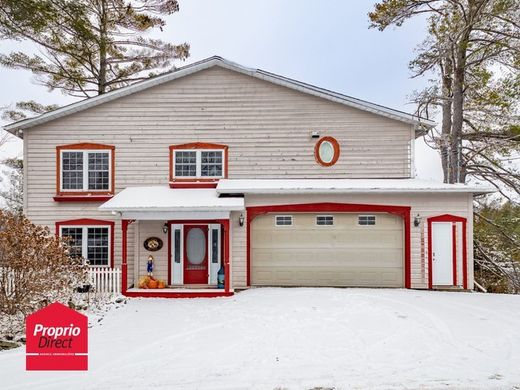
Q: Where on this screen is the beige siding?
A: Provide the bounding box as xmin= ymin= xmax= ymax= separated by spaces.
xmin=229 ymin=193 xmax=474 ymax=290
xmin=24 ymin=67 xmax=413 ymax=200
xmin=23 ymin=65 xmax=415 ymax=287
xmin=22 ymin=64 xmax=473 ymax=291
xmin=230 ymin=211 xmax=246 ymax=289
xmin=134 ymin=221 xmax=169 ymax=284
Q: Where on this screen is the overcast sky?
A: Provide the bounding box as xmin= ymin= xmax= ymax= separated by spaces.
xmin=0 ymin=0 xmax=442 ymax=180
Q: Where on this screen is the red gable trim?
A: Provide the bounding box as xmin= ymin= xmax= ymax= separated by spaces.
xmin=53 ymin=195 xmax=113 ymax=202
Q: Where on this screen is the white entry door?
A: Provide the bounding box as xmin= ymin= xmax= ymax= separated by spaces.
xmin=171 ymin=223 xmax=221 ymax=286
xmin=432 ymin=222 xmax=453 ymax=285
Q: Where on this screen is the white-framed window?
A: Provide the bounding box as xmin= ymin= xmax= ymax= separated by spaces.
xmin=60 ymin=225 xmax=111 ymax=267
xmin=358 ymin=215 xmax=376 ymax=226
xmin=316 ymin=215 xmax=334 ymax=226
xmin=60 ymin=149 xmax=111 ymax=192
xmin=275 ymin=215 xmax=293 ymax=226
xmin=173 ymin=149 xmax=224 ymax=178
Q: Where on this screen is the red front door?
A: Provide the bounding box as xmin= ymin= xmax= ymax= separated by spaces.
xmin=184 ymin=225 xmax=209 ymax=284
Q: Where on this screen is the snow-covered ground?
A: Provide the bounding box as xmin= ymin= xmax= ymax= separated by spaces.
xmin=1 ymin=288 xmax=520 ymax=389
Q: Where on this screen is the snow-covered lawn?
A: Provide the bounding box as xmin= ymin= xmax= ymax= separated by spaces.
xmin=1 ymin=288 xmax=520 ymax=389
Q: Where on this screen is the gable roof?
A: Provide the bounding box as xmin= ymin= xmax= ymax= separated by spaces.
xmin=4 ymin=56 xmax=436 ymax=138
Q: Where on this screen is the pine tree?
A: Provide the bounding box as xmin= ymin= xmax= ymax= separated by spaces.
xmin=369 ymin=0 xmax=519 ymax=193
xmin=0 ymin=0 xmax=189 ymax=119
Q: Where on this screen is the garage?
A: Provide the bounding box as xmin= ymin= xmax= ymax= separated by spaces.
xmin=251 ymin=212 xmax=404 ymax=287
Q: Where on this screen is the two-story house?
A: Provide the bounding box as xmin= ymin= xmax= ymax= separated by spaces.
xmin=4 ymin=56 xmax=492 ymax=297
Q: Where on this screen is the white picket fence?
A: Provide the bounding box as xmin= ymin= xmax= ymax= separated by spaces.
xmin=0 ymin=267 xmax=121 ymax=297
xmin=88 ymin=267 xmax=121 ymax=295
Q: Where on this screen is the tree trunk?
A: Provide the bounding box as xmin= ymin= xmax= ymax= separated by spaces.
xmin=440 ymin=56 xmax=453 ymax=183
xmin=98 ymin=0 xmax=107 ymax=95
xmin=451 ymin=61 xmax=464 ymax=183
xmin=450 ymin=0 xmax=482 ymax=183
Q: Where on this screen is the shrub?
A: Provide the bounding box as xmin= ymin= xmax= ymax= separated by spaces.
xmin=0 ymin=210 xmax=89 ymax=318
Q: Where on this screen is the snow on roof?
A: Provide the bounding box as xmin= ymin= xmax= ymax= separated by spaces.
xmin=216 ymin=179 xmax=495 ymax=194
xmin=99 ymin=187 xmax=244 ymax=212
xmin=4 ymin=56 xmax=434 ymax=137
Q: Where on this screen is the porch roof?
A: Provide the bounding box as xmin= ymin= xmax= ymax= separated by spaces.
xmin=216 ymin=179 xmax=495 ymax=195
xmin=99 ymin=186 xmax=244 ymax=220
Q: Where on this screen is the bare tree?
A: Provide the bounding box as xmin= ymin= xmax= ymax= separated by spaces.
xmin=0 ymin=210 xmax=89 ymax=337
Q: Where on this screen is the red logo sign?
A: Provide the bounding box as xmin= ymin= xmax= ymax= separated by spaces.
xmin=26 ymin=302 xmax=88 ymax=370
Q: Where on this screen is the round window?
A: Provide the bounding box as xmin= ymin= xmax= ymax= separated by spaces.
xmin=319 ymin=141 xmax=334 ymax=164
xmin=315 ymin=137 xmax=340 ymax=166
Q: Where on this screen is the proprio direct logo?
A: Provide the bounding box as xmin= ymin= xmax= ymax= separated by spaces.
xmin=26 ymin=302 xmax=88 ymax=371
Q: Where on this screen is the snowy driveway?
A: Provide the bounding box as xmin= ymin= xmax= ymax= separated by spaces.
xmin=1 ymin=288 xmax=520 ymax=389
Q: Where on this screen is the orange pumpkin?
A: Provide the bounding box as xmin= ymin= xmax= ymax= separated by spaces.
xmin=158 ymin=281 xmax=165 ymax=289
xmin=148 ymin=279 xmax=158 ymax=289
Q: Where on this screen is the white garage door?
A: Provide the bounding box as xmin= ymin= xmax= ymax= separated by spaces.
xmin=251 ymin=213 xmax=404 ymax=287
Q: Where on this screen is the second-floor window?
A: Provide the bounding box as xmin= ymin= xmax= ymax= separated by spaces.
xmin=174 ymin=150 xmax=223 ymax=178
xmin=170 ymin=143 xmax=228 ymax=182
xmin=62 ymin=151 xmax=110 ymax=190
xmin=57 ymin=143 xmax=115 ymax=195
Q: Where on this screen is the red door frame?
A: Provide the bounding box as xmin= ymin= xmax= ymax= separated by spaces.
xmin=427 ymin=214 xmax=468 ymax=290
xmin=183 ymin=225 xmax=209 ymax=284
xmin=121 ymin=219 xmax=135 ymax=294
xmin=246 ymin=202 xmax=412 ymax=288
xmin=167 ymin=219 xmax=230 ymax=292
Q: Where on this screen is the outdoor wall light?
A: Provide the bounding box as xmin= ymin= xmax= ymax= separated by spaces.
xmin=413 ymin=214 xmax=422 ymax=227
xmin=162 ymin=223 xmax=169 ymax=234
xmin=311 ymin=131 xmax=320 ymax=139
xmin=239 ymin=213 xmax=245 ymax=227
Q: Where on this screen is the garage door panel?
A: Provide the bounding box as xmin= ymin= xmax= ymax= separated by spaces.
xmin=253 ymin=232 xmax=402 ymax=249
xmin=251 ymin=212 xmax=404 ymax=287
xmin=252 ymin=266 xmax=403 ymax=287
xmin=253 ymin=248 xmax=403 ymax=266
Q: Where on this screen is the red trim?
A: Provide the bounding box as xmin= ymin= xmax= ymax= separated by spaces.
xmin=167 ymin=222 xmax=172 ymax=286
xmin=169 ymin=182 xmax=218 ymax=189
xmin=246 ymin=202 xmax=411 ymax=288
xmin=55 ymin=218 xmax=115 ymax=268
xmin=123 ymin=291 xmax=234 ymax=298
xmin=427 ymin=214 xmax=468 ymax=289
xmin=121 ymin=220 xmax=135 ymax=294
xmin=56 ymin=143 xmax=115 ymax=197
xmin=314 ymin=136 xmax=340 ymax=167
xmin=452 ymin=224 xmax=457 ymax=286
xmin=220 ymin=219 xmax=231 ymax=293
xmin=462 ymin=220 xmax=468 ymax=289
xmin=427 ymin=221 xmax=432 ymax=288
xmin=169 ymin=142 xmax=229 ymax=183
xmin=53 ymin=195 xmax=113 ymax=202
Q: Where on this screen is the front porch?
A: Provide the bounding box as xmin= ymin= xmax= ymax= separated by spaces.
xmin=100 ymin=186 xmax=244 ymax=298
